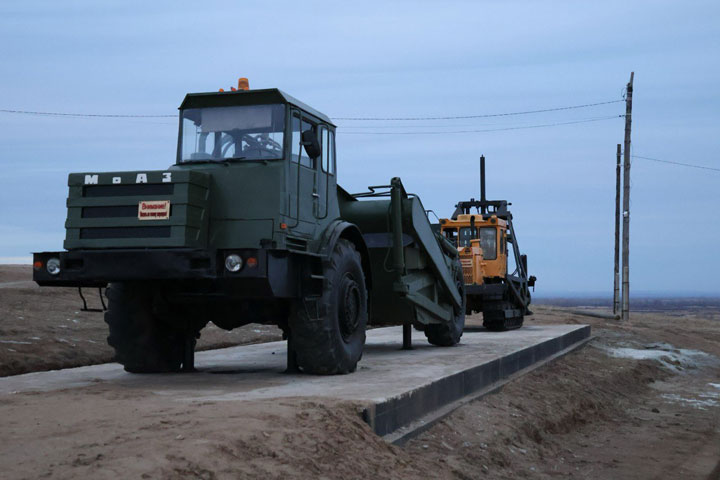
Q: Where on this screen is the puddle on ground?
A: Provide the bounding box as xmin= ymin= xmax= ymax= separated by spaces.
xmin=600 ymin=342 xmax=714 ymax=371
xmin=601 ymin=342 xmax=720 ymax=411
xmin=660 ymin=393 xmax=719 ymax=410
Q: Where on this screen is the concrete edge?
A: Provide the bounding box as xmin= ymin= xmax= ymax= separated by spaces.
xmin=384 ymin=333 xmax=594 ymax=445
xmin=361 ymin=326 xmax=592 ymax=441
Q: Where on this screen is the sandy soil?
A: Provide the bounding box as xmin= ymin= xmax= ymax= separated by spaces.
xmin=0 ymin=266 xmax=282 ymax=377
xmin=1 ymin=265 xmax=719 ymax=479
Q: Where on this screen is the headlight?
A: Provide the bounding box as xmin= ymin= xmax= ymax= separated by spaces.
xmin=224 ymin=254 xmax=243 ymax=272
xmin=46 ymin=258 xmax=61 ymax=275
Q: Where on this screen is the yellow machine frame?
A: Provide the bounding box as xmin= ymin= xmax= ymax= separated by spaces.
xmin=436 ymin=155 xmax=535 ymax=330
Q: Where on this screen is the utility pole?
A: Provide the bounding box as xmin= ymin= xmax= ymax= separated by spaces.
xmin=613 ymin=143 xmax=621 ymax=316
xmin=621 ymin=72 xmax=634 ymax=321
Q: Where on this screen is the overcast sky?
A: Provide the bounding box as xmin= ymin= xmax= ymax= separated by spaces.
xmin=1 ymin=0 xmax=718 ymax=295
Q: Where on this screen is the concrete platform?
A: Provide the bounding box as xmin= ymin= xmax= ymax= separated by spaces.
xmin=0 ymin=324 xmax=590 ymax=437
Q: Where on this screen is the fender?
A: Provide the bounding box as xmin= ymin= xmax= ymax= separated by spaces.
xmin=318 ymin=219 xmax=372 ymax=290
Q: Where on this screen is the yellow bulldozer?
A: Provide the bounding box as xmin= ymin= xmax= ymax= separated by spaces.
xmin=439 ymin=156 xmax=536 ymax=330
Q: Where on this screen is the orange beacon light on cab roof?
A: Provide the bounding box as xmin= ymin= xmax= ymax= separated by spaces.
xmin=218 ymin=77 xmax=250 ymax=92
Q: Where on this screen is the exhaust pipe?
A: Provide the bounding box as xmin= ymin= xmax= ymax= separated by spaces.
xmin=480 ymin=155 xmax=487 ymax=215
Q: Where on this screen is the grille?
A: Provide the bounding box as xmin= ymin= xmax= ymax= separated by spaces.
xmin=460 ymin=257 xmax=473 ymax=284
xmin=82 ymin=206 xmax=139 ymax=218
xmin=286 ymin=236 xmax=308 ymax=251
xmin=81 ymin=205 xmax=174 ymax=218
xmin=83 ymin=184 xmax=174 ymax=197
xmin=65 ymin=170 xmax=209 ymax=249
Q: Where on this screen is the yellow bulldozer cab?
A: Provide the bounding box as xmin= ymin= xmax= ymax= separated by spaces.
xmin=439 ymin=214 xmax=507 ymax=285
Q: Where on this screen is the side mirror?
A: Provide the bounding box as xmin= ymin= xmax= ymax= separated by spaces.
xmin=301 ymin=130 xmax=321 ymax=159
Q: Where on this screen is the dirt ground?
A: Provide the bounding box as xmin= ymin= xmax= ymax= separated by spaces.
xmin=1 ymin=265 xmax=719 ymax=479
xmin=405 ymin=308 xmax=720 ymax=479
xmin=0 ymin=265 xmax=282 ymax=376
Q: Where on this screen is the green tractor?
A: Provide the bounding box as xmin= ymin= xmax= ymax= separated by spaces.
xmin=33 ymin=80 xmax=465 ymax=375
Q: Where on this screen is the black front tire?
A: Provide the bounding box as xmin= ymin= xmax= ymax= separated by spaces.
xmin=105 ymin=283 xmax=191 ymax=373
xmin=425 ymin=261 xmax=466 ymax=346
xmin=290 ymin=239 xmax=368 ymax=374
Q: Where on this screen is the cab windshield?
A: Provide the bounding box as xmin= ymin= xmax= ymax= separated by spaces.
xmin=178 ymin=104 xmax=285 ymax=163
xmin=457 ymin=226 xmax=497 ymax=259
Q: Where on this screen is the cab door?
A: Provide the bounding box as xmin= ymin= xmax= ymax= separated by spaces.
xmin=288 ymin=111 xmax=315 ymax=231
xmin=288 ymin=109 xmax=334 ymax=236
xmin=315 ymin=126 xmax=336 ymax=219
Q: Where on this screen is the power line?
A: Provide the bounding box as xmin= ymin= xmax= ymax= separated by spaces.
xmin=332 ymin=99 xmax=623 ymax=121
xmin=631 ymin=154 xmax=720 ymax=173
xmin=0 ymin=98 xmax=623 ymax=122
xmin=0 ymin=108 xmax=175 ymax=118
xmin=5 ymin=101 xmax=717 ymax=174
xmin=338 ymin=114 xmax=612 ymax=128
xmin=339 ymin=115 xmax=623 ymax=135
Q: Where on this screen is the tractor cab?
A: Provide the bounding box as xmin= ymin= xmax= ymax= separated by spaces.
xmin=175 ymin=84 xmax=340 ymax=243
xmin=177 ymin=86 xmax=337 ymax=167
xmin=440 ymin=214 xmax=508 ymax=284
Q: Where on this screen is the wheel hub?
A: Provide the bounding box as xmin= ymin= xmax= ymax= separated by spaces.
xmin=339 ymin=274 xmax=360 ymax=342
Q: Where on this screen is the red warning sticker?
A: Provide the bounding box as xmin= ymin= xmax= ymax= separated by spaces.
xmin=138 ymin=200 xmax=170 ymax=220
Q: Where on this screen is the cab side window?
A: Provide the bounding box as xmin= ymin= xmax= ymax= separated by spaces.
xmin=444 ymin=228 xmax=458 ymax=247
xmin=291 ymin=114 xmax=302 ymax=164
xmin=479 ymin=227 xmax=497 ymax=260
xmin=320 ymin=127 xmax=336 ymax=175
xmin=291 ymin=114 xmax=316 ymax=169
xmin=328 ymin=131 xmax=336 ymax=174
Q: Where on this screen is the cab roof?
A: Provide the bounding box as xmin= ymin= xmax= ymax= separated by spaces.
xmin=178 ymin=88 xmax=335 ymax=126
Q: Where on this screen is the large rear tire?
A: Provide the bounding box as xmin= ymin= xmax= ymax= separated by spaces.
xmin=105 ymin=283 xmax=191 ymax=373
xmin=425 ymin=261 xmax=466 ymax=346
xmin=290 ymin=239 xmax=368 ymax=374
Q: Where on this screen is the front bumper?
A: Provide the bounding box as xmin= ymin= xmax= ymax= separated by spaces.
xmin=33 ymin=248 xmax=297 ymax=298
xmin=33 ymin=248 xmax=218 ymax=287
